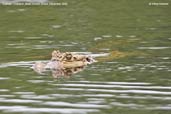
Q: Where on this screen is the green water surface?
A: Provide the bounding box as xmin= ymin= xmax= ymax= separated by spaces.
xmin=0 ymin=0 xmax=171 ymax=114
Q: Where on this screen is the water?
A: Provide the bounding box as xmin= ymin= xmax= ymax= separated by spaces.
xmin=0 ymin=0 xmax=171 ymax=113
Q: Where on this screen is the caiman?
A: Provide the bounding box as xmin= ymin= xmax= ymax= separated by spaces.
xmin=31 ymin=50 xmax=96 ymax=76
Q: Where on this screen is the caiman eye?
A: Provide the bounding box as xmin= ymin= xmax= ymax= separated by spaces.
xmin=73 ymin=57 xmax=77 ymax=60
xmin=66 ymin=53 xmax=72 ymax=60
xmin=86 ymin=57 xmax=91 ymax=62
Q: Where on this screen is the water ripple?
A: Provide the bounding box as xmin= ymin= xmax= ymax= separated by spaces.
xmin=43 ymin=102 xmax=109 ymax=109
xmin=0 ymin=60 xmax=47 ymax=68
xmin=59 ymin=88 xmax=171 ymax=95
xmin=55 ymin=83 xmax=171 ymax=90
xmin=0 ymin=106 xmax=98 ymax=113
xmin=138 ymin=47 xmax=171 ymax=50
xmin=0 ymin=77 xmax=10 ymax=80
xmin=67 ymin=81 xmax=151 ymax=85
xmin=0 ymin=98 xmax=42 ymax=103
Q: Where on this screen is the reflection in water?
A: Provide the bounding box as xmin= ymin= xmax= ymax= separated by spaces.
xmin=51 ymin=67 xmax=85 ymax=78
xmin=15 ymin=60 xmax=85 ymax=78
xmin=32 ymin=61 xmax=85 ymax=78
